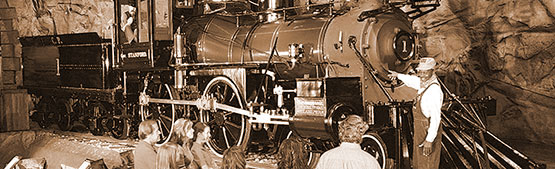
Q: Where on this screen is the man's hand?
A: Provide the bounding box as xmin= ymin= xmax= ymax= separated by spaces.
xmin=387 ymin=70 xmax=399 ymax=80
xmin=418 ymin=141 xmax=433 ymax=156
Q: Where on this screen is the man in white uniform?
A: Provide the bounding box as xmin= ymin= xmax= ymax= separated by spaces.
xmin=389 ymin=57 xmax=443 ymax=169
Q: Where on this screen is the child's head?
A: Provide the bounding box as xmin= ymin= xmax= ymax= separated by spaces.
xmin=172 ymin=118 xmax=194 ymax=145
xmin=156 ymin=142 xmax=184 ymax=169
xmin=138 ymin=120 xmax=160 ymax=143
xmin=193 ymin=122 xmax=211 ymax=143
xmin=222 ymin=145 xmax=246 ymax=169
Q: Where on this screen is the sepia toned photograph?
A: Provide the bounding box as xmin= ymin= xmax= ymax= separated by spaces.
xmin=0 ymin=0 xmax=553 ymax=168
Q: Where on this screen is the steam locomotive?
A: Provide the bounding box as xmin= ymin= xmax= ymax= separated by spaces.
xmin=20 ymin=0 xmax=546 ymax=168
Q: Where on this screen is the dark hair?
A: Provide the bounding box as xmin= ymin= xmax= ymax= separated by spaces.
xmin=277 ymin=137 xmax=309 ymax=169
xmin=138 ymin=120 xmax=157 ymax=140
xmin=222 ymin=145 xmax=246 ymax=169
xmin=193 ymin=122 xmax=208 ymax=142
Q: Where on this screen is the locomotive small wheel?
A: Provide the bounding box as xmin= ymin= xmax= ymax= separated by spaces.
xmin=140 ymin=83 xmax=176 ymax=145
xmin=361 ymin=133 xmax=388 ymax=169
xmin=202 ymin=77 xmax=251 ymax=156
xmin=271 ymin=125 xmax=293 ymax=152
xmin=88 ymin=102 xmax=107 ymax=136
xmin=109 ymin=118 xmax=130 ymax=139
xmin=109 ymin=105 xmax=130 ymax=139
xmin=281 ymin=132 xmax=314 ymax=168
xmin=328 ymin=103 xmax=355 ymax=142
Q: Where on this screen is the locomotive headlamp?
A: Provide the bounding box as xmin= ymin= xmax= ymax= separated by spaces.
xmin=392 ymin=31 xmax=415 ymax=61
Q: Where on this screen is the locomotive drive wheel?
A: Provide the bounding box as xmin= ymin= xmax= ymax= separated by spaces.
xmin=361 ymin=133 xmax=388 ymax=169
xmin=141 ymin=83 xmax=177 ymax=145
xmin=202 ymin=77 xmax=251 ymax=156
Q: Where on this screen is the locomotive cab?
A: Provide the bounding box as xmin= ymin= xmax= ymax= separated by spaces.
xmin=114 ymin=0 xmax=174 ymax=69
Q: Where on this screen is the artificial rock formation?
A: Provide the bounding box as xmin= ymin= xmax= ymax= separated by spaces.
xmin=8 ymin=0 xmax=113 ymax=39
xmin=7 ymin=0 xmax=555 ymax=144
xmin=414 ymin=0 xmax=555 ymax=144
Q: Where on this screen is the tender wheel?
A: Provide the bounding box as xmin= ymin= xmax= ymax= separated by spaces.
xmin=33 ymin=100 xmax=49 ymax=129
xmin=58 ymin=98 xmax=76 ymax=131
xmin=141 ymin=83 xmax=176 ymax=144
xmin=34 ymin=96 xmax=57 ymax=129
xmin=88 ymin=102 xmax=107 ymax=136
xmin=361 ymin=133 xmax=388 ymax=169
xmin=202 ymin=76 xmax=251 ymax=156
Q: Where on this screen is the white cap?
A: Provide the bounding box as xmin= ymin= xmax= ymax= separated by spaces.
xmin=416 ymin=57 xmax=436 ymax=70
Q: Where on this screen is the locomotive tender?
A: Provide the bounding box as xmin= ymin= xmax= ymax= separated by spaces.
xmin=23 ymin=0 xmax=544 ymax=168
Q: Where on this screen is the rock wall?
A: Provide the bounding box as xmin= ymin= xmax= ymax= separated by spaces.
xmin=413 ymin=0 xmax=555 ymax=144
xmin=8 ymin=0 xmax=113 ymax=38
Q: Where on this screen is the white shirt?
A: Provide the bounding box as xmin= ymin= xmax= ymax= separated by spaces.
xmin=315 ymin=142 xmax=381 ymax=169
xmin=398 ymin=74 xmax=443 ymax=142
